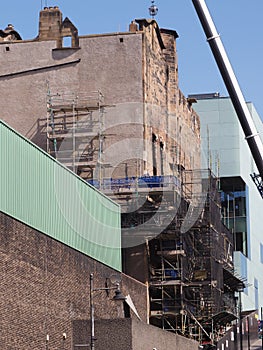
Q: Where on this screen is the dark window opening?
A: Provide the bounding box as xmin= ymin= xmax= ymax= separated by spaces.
xmin=166 ymin=66 xmax=169 ymax=81
xmin=152 ymin=133 xmax=158 ymax=176
xmin=119 ymin=38 xmax=124 ymax=43
xmin=235 ymin=232 xmax=247 ymax=256
xmin=160 ymin=140 xmax=164 ymax=176
xmin=5 ymin=47 xmax=10 ymax=52
xmin=123 ymin=302 xmax=131 ymax=318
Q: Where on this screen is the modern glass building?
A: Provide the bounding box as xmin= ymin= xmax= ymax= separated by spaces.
xmin=193 ymin=94 xmax=263 ymax=312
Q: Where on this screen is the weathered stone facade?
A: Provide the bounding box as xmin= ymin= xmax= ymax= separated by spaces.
xmin=0 ymin=7 xmax=200 ymax=180
xmin=39 ymin=6 xmax=79 ymax=48
xmin=137 ymin=19 xmax=201 ymax=176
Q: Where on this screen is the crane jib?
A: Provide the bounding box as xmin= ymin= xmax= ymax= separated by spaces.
xmin=192 ymin=0 xmax=263 ymax=197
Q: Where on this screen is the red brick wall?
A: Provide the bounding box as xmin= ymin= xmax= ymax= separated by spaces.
xmin=0 ymin=212 xmax=147 ymax=349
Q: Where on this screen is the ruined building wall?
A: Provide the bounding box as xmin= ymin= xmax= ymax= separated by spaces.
xmin=0 ymin=39 xmax=80 ymax=150
xmin=0 ymin=8 xmax=201 ymax=181
xmin=0 ymin=33 xmax=143 ymax=150
xmin=138 ymin=20 xmax=201 ymax=176
xmin=38 ymin=6 xmax=62 ymax=43
xmin=77 ymin=33 xmax=144 ymax=179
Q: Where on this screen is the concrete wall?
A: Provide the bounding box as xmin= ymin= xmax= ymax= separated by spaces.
xmin=72 ymin=318 xmax=199 ymax=350
xmin=0 ymin=211 xmax=147 ymax=350
xmin=132 ymin=317 xmax=199 ymax=350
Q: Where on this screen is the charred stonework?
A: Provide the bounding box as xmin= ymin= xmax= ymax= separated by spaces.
xmin=136 ymin=19 xmax=201 ymax=175
xmin=0 ymin=24 xmax=22 ymax=41
xmin=160 ymin=28 xmax=179 ymax=107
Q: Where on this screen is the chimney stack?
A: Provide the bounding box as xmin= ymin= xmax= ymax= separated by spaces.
xmin=129 ymin=21 xmax=138 ymax=32
xmin=38 ymin=6 xmax=62 ymax=42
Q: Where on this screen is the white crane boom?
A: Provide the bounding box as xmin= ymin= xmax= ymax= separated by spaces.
xmin=192 ymin=0 xmax=263 ymax=197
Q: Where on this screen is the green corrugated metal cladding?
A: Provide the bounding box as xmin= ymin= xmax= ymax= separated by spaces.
xmin=0 ymin=120 xmax=121 ymax=271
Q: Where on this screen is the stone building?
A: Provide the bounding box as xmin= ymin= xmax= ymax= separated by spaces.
xmin=0 ymin=6 xmax=243 ymax=346
xmin=0 ymin=120 xmax=200 ymax=350
xmin=0 ymin=6 xmax=200 ymax=180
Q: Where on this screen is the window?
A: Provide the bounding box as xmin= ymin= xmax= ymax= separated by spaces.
xmin=160 ymin=137 xmax=165 ymax=176
xmin=260 ymin=243 xmax=263 ymax=264
xmin=166 ymin=66 xmax=169 ymax=81
xmin=152 ymin=133 xmax=158 ymax=176
xmin=63 ymin=36 xmax=72 ymax=47
xmin=220 ymin=177 xmax=248 ymax=256
xmin=191 ymin=115 xmax=196 ymax=132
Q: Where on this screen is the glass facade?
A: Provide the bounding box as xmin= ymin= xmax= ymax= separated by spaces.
xmin=220 ymin=177 xmax=248 ymax=256
xmin=194 ymin=96 xmax=263 ymax=311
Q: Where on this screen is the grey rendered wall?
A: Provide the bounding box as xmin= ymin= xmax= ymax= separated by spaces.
xmin=75 ymin=318 xmax=199 ymax=350
xmin=0 ymin=33 xmax=143 ymax=151
xmin=132 ymin=317 xmax=199 ymax=350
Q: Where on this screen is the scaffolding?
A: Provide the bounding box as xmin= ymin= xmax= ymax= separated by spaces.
xmin=44 ymin=87 xmax=244 ymax=342
xmin=111 ymin=169 xmax=244 ymax=344
xmin=46 ymin=88 xmax=108 ymax=180
xmin=88 ymin=169 xmax=242 ymax=342
xmin=147 ymin=170 xmax=244 ymax=343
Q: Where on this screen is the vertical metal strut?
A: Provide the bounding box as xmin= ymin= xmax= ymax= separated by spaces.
xmin=192 ymin=0 xmax=263 ymax=193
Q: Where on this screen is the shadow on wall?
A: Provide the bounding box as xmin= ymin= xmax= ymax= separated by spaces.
xmin=28 ymin=117 xmax=48 ymax=152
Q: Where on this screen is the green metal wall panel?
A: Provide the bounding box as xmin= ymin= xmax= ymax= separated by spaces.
xmin=0 ymin=120 xmax=121 ymax=271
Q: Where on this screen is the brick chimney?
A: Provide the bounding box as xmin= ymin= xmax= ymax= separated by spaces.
xmin=38 ymin=6 xmax=62 ymax=43
xmin=129 ymin=21 xmax=138 ymax=32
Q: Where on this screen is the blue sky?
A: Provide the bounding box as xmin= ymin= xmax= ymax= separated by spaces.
xmin=1 ymin=0 xmax=263 ymax=119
